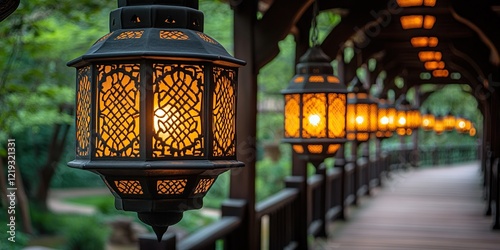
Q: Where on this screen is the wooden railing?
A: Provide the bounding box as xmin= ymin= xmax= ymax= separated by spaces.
xmin=139 ymin=144 xmax=479 ymax=249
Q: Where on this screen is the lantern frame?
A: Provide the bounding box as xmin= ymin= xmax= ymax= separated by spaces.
xmin=282 ymin=46 xmax=348 ymax=162
xmin=68 ymin=0 xmax=245 ymax=239
xmin=346 ymin=81 xmax=378 ymax=142
xmin=376 ymin=97 xmax=396 ymax=138
xmin=421 ymin=112 xmax=436 ymax=131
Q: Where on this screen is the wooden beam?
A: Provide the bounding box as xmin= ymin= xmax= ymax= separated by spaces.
xmin=254 ymin=0 xmax=313 ymax=70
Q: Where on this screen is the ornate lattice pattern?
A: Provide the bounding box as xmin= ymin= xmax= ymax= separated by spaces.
xmin=284 ymin=94 xmax=300 ymax=138
xmin=308 ymin=145 xmax=323 ymax=154
xmin=293 ymin=145 xmax=304 ymax=154
xmin=308 ymin=76 xmax=324 ymax=83
xmin=194 ymin=178 xmax=215 ymax=194
xmin=302 ymin=93 xmax=326 ymax=138
xmin=212 ymin=67 xmax=236 ymax=157
xmin=160 ymin=30 xmax=189 ymax=40
xmin=115 ymin=31 xmax=144 ymax=40
xmin=95 ymin=64 xmax=141 ymax=157
xmin=152 ymin=64 xmax=204 ymax=157
xmin=327 ymin=144 xmax=340 ymax=154
xmin=76 ymin=66 xmax=91 ymax=157
xmin=157 ymin=179 xmax=187 ymax=195
xmin=328 ymin=93 xmax=346 ymax=138
xmin=347 ymin=103 xmax=369 ymax=132
xmin=196 ymin=32 xmax=217 ymax=44
xmin=114 ymin=180 xmax=144 ymax=195
xmin=95 ymin=32 xmax=113 ymax=44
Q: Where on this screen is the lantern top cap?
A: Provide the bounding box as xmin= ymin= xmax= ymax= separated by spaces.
xmin=118 ymin=0 xmax=198 ymax=9
xmin=67 ymin=0 xmax=245 ymax=67
xmin=299 ymin=46 xmax=332 ymax=64
xmin=350 ymin=80 xmax=369 ymax=94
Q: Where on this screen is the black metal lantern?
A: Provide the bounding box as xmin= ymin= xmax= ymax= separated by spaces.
xmin=346 ymin=81 xmax=378 ymax=142
xmin=376 ymin=94 xmax=396 ymax=138
xmin=282 ymin=46 xmax=348 ymax=164
xmin=68 ymin=0 xmax=245 ymax=240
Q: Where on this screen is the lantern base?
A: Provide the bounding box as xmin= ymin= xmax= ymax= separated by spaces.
xmin=138 ymin=211 xmax=183 ymax=242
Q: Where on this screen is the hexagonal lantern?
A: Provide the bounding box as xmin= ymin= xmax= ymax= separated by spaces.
xmin=376 ymin=95 xmax=396 ymax=138
xmin=67 ymin=0 xmax=245 ymax=240
xmin=443 ymin=112 xmax=456 ymax=131
xmin=421 ymin=111 xmax=436 ymax=131
xmin=346 ymin=81 xmax=378 ymax=142
xmin=282 ymin=46 xmax=348 ymax=165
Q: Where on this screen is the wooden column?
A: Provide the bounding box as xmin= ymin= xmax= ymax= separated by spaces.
xmin=230 ymin=1 xmax=258 ymax=248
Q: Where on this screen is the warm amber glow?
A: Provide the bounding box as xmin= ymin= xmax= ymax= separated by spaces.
xmin=434 ymin=118 xmax=444 ymax=135
xmin=355 ymin=116 xmax=365 ymax=125
xmin=153 ymin=64 xmax=204 ymax=157
xmin=302 ymin=93 xmax=327 ymax=138
xmin=418 ymin=51 xmax=442 ymax=61
xmin=380 ymin=116 xmax=389 ymax=125
xmin=96 ymin=64 xmax=141 ymax=157
xmin=284 ymin=94 xmax=301 ymax=138
xmin=421 ymin=114 xmax=435 ymax=130
xmin=443 ymin=114 xmax=456 ymax=131
xmin=397 ymin=0 xmax=436 ymax=7
xmin=424 ymin=61 xmax=445 ymax=70
xmin=401 ymin=15 xmax=423 ymax=29
xmin=411 ymin=37 xmax=438 ymax=47
xmin=398 ymin=117 xmax=406 ymax=126
xmin=308 ymin=114 xmax=321 ymax=126
xmin=469 ymin=127 xmax=477 ymax=137
xmin=423 ymin=15 xmax=436 ymax=29
xmin=433 ymin=69 xmax=449 ymax=77
xmin=400 ymin=15 xmax=435 ymax=29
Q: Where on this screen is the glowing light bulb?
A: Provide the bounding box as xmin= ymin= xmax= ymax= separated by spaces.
xmin=458 ymin=121 xmax=466 ymax=128
xmin=398 ymin=117 xmax=406 ymax=125
xmin=308 ymin=114 xmax=321 ymax=126
xmin=422 ymin=119 xmax=429 ymax=126
xmin=355 ymin=116 xmax=364 ymax=125
xmin=380 ymin=116 xmax=389 ymax=125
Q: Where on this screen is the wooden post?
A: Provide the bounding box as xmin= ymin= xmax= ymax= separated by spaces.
xmin=351 ymin=141 xmax=359 ymax=205
xmin=334 ymin=147 xmax=347 ymax=220
xmin=231 ymin=1 xmax=258 ymax=248
xmin=285 ymin=175 xmax=309 ymax=249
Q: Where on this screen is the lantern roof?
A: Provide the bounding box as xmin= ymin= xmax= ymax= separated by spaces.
xmin=68 ymin=3 xmax=245 ymax=67
xmin=282 ymin=46 xmax=348 ymax=94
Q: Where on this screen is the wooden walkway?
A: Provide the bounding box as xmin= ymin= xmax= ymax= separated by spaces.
xmin=315 ymin=161 xmax=500 ymax=250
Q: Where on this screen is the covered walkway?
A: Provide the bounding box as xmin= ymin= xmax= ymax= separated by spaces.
xmin=315 ymin=162 xmax=500 ymax=250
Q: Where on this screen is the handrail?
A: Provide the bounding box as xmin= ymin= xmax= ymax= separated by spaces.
xmin=177 ymin=216 xmax=242 ymax=250
xmin=255 ymin=188 xmax=299 ymax=218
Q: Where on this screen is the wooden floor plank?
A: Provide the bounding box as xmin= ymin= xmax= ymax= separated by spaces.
xmin=315 ymin=162 xmax=500 ymax=250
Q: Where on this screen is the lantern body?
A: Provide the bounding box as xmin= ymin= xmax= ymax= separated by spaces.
xmin=407 ymin=108 xmax=422 ymax=131
xmin=347 ymin=90 xmax=378 ymax=142
xmin=443 ymin=113 xmax=456 ymax=131
xmin=282 ymin=47 xmax=347 ymax=161
xmin=421 ymin=113 xmax=435 ymax=131
xmin=68 ymin=1 xmax=245 ymax=238
xmin=434 ymin=117 xmax=445 ymax=134
xmin=396 ymin=108 xmax=408 ymax=136
xmin=377 ymin=99 xmax=396 ymax=138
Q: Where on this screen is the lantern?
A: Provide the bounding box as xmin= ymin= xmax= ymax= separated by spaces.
xmin=397 ymin=0 xmax=436 ymax=7
xmin=282 ymin=46 xmax=347 ymax=163
xmin=406 ymin=106 xmax=422 ymax=131
xmin=396 ymin=100 xmax=409 ymax=136
xmin=400 ymin=15 xmax=435 ymax=29
xmin=67 ymin=0 xmax=245 ymax=240
xmin=434 ymin=116 xmax=445 ymax=135
xmin=421 ymin=112 xmax=435 ymax=131
xmin=376 ymin=95 xmax=396 ymax=138
xmin=411 ymin=37 xmax=439 ymax=47
xmin=443 ymin=112 xmax=456 ymax=131
xmin=347 ymin=81 xmax=378 ymax=142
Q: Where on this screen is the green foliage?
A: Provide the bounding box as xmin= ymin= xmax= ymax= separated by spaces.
xmin=62 ymin=216 xmax=110 ymax=250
